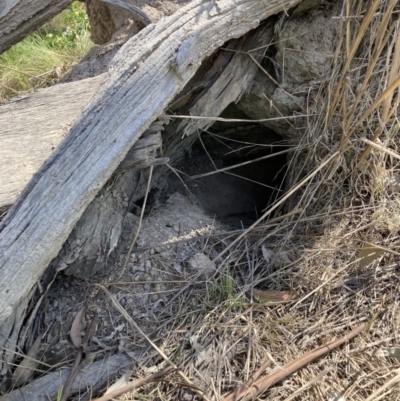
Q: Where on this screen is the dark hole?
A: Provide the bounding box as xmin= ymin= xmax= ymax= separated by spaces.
xmin=131 ymin=188 xmax=160 ymax=214
xmin=167 ymin=105 xmax=288 ymax=227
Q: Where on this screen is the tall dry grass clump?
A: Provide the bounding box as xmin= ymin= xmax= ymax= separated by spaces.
xmin=0 ymin=2 xmax=92 ymax=104
xmin=253 ymin=0 xmax=400 ymax=399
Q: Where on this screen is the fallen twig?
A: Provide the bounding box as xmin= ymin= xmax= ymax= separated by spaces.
xmin=222 ymin=323 xmax=366 ymax=401
xmin=91 ymin=366 xmax=176 ymax=401
xmin=98 ymin=284 xmax=211 ymax=401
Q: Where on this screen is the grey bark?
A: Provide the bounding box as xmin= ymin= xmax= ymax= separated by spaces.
xmin=0 ymin=0 xmax=73 ymax=55
xmin=0 ymin=74 xmax=106 ymax=208
xmin=57 ymin=21 xmax=274 ymax=279
xmin=0 ymin=353 xmax=131 ymax=401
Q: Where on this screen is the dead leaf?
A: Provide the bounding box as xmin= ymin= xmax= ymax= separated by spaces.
xmin=11 ymin=333 xmax=42 ymax=388
xmin=358 ymin=243 xmax=385 ymax=267
xmin=70 ymin=306 xmax=86 ymax=349
xmin=253 ymin=289 xmax=298 ymax=306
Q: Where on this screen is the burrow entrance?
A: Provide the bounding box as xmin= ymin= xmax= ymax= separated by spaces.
xmin=166 ymin=105 xmax=288 ymax=227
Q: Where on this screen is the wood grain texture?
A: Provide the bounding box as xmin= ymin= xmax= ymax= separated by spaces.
xmin=56 ymin=25 xmax=269 ymax=281
xmin=0 ymin=0 xmax=302 ymax=328
xmin=56 ymin=127 xmax=164 ymax=279
xmin=0 ymin=0 xmax=73 ymax=54
xmin=0 ymin=74 xmax=106 ymax=207
xmin=162 ymin=22 xmax=274 ymax=170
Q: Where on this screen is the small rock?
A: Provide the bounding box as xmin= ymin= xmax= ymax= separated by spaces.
xmin=187 ymin=253 xmax=216 ymax=277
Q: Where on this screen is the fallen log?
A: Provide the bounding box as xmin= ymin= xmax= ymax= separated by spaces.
xmin=0 ymin=74 xmax=106 ymax=208
xmin=0 ymin=353 xmax=130 ymax=401
xmin=56 ymin=20 xmax=274 ymax=280
xmin=0 ymin=0 xmax=302 ymax=374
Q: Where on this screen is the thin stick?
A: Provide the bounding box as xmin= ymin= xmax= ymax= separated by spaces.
xmin=244 ymin=360 xmax=272 ymax=387
xmin=96 ymin=207 xmax=302 ymax=259
xmin=282 ymin=367 xmax=333 ymax=401
xmin=290 ymin=255 xmax=362 ymax=311
xmin=359 ymin=137 xmax=400 ymax=160
xmin=118 ymin=165 xmax=153 ymax=280
xmin=166 ymin=163 xmax=197 ymax=201
xmin=341 ymin=76 xmax=400 ymax=148
xmin=243 ymin=231 xmax=253 ymax=382
xmin=189 ymin=149 xmax=292 ymax=180
xmin=163 ymin=114 xmax=314 ymax=123
xmin=97 ymin=284 xmax=211 ymax=401
xmin=222 ymin=323 xmax=366 ymax=401
xmin=364 ymin=370 xmax=400 ymax=401
xmin=91 ymin=366 xmax=176 ymax=401
xmin=0 ymin=63 xmax=45 ymax=80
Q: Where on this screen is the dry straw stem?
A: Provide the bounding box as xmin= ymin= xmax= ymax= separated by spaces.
xmin=359 ymin=138 xmax=400 ymax=160
xmin=98 ymin=284 xmax=211 ymax=401
xmin=189 ymin=148 xmax=292 ymax=180
xmin=358 ymin=36 xmax=400 ymax=159
xmin=118 ymin=165 xmax=153 ymax=280
xmin=331 ymin=0 xmax=400 ymax=160
xmin=246 ymin=52 xmax=306 ymax=113
xmin=0 ymin=63 xmax=44 ymax=80
xmin=91 ymin=366 xmax=176 ymax=401
xmin=364 ymin=369 xmax=400 ymax=401
xmin=282 ymin=367 xmax=333 ymax=401
xmin=328 ymin=0 xmax=381 ymax=122
xmin=222 ymin=323 xmax=366 ymax=401
xmin=165 ymin=114 xmax=312 ymax=123
xmin=340 ymin=0 xmax=397 ymax=136
xmin=342 ymin=75 xmax=400 ymax=153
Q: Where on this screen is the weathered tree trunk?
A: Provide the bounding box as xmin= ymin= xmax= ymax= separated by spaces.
xmin=0 ymin=0 xmax=73 ymax=55
xmin=0 ymin=20 xmax=273 ymax=274
xmin=56 ymin=21 xmax=274 ymax=279
xmin=0 ymin=354 xmax=130 ymax=401
xmin=0 ymin=74 xmax=106 ymax=208
xmin=0 ymin=0 xmax=302 ymax=375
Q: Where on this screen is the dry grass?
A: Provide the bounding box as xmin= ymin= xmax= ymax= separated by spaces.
xmin=100 ymin=1 xmax=400 ymax=400
xmin=0 ymin=2 xmax=92 ymax=104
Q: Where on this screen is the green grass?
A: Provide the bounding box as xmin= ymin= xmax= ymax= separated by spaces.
xmin=0 ymin=1 xmax=93 ymax=103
